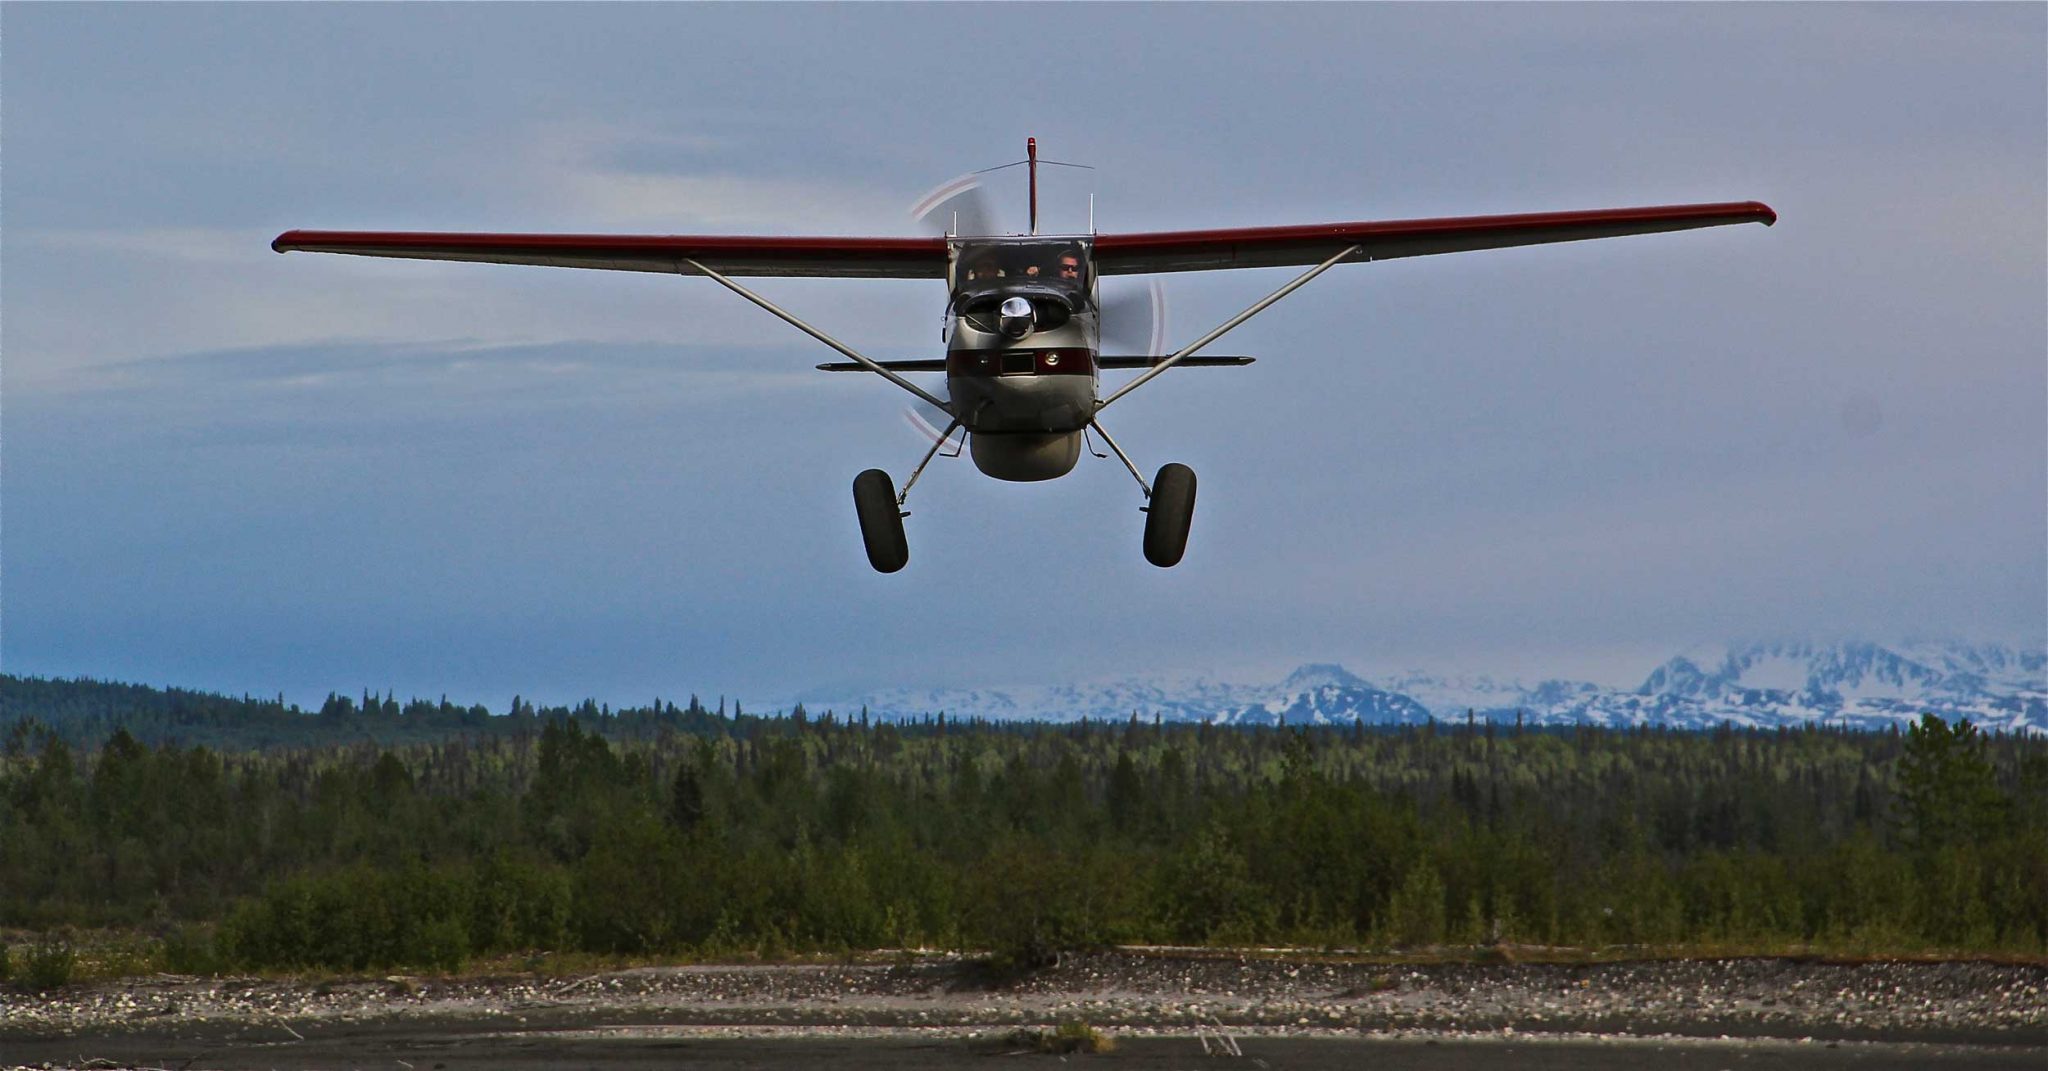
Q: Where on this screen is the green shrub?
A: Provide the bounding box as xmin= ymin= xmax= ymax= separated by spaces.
xmin=416 ymin=915 xmax=469 ymax=974
xmin=971 ymin=841 xmax=1107 ymax=970
xmin=468 ymin=854 xmax=571 ymax=954
xmin=1008 ymin=1021 xmax=1116 ymax=1054
xmin=22 ymin=938 xmax=76 ymax=991
xmin=221 ymin=864 xmax=479 ymax=972
xmin=160 ymin=924 xmax=222 ymax=976
xmin=1384 ymin=864 xmax=1447 ymax=947
xmin=1053 ymin=1020 xmax=1115 ymax=1053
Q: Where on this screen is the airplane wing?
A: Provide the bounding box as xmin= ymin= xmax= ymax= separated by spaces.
xmin=1092 ymin=201 xmax=1775 ymax=275
xmin=270 ymin=230 xmax=949 ymax=279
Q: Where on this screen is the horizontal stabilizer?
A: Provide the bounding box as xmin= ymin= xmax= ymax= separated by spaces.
xmin=815 ymin=356 xmax=1255 ymax=372
xmin=817 ymin=359 xmax=948 ymax=372
xmin=1100 ymin=355 xmax=1254 ymax=369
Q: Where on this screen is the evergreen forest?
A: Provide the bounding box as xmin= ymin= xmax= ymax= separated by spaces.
xmin=2 ymin=675 xmax=2045 ymax=978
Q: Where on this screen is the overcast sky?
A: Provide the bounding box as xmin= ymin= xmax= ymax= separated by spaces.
xmin=4 ymin=3 xmax=2042 ymax=710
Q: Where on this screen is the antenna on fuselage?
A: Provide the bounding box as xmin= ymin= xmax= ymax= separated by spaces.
xmin=1028 ymin=137 xmax=1038 ymax=235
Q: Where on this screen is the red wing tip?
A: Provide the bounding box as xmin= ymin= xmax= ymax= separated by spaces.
xmin=1747 ymin=201 xmax=1778 ymax=226
xmin=272 ymin=231 xmax=302 ymax=253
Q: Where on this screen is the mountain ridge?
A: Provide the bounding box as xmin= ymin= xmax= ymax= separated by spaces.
xmin=798 ymin=640 xmax=2046 ymax=733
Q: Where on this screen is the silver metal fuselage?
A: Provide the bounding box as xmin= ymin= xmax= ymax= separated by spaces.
xmin=943 ymin=237 xmax=1099 ymax=481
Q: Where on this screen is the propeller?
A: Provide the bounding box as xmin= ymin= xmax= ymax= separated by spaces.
xmin=1099 ymin=276 xmax=1170 ymax=358
xmin=895 ymin=170 xmax=1171 ymax=458
xmin=904 ymin=397 xmax=958 ymax=449
xmin=893 ymin=175 xmax=980 ymax=461
xmin=912 ymin=171 xmax=1172 ymax=356
xmin=910 ymin=174 xmax=1002 ymax=238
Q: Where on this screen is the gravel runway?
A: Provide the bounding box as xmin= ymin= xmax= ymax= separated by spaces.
xmin=4 ymin=951 xmax=2043 ymax=1069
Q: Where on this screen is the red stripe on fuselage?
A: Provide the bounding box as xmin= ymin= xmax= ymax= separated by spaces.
xmin=945 ymin=347 xmax=1096 ymax=377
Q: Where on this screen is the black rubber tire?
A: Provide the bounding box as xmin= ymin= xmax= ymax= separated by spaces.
xmin=1142 ymin=463 xmax=1197 ymax=568
xmin=852 ymin=469 xmax=909 ymax=573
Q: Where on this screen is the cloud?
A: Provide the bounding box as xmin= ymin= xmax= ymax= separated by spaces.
xmin=33 ymin=338 xmax=834 ymax=422
xmin=6 ymin=221 xmax=936 ymax=389
xmin=513 ymin=119 xmax=911 ymax=232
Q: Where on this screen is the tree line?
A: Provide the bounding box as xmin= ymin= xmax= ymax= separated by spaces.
xmin=2 ymin=677 xmax=2044 ymax=975
xmin=0 ymin=674 xmax=755 ymax=751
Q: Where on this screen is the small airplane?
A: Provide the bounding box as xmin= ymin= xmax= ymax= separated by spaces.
xmin=273 ymin=139 xmax=1774 ymax=573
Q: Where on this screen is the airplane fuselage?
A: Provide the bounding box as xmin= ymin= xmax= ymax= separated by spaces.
xmin=942 ymin=237 xmax=1099 ymax=481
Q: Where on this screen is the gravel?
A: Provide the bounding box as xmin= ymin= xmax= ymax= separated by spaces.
xmin=3 ymin=950 xmax=2043 ymax=1048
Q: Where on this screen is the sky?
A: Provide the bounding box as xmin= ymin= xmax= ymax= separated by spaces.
xmin=4 ymin=4 xmax=2043 ymax=710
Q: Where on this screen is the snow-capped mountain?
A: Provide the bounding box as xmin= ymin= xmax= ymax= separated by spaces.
xmin=1610 ymin=640 xmax=2048 ymax=732
xmin=796 ymin=641 xmax=2046 ymax=733
xmin=798 ymin=663 xmax=1427 ymax=728
xmin=1237 ymin=664 xmax=1433 ymax=726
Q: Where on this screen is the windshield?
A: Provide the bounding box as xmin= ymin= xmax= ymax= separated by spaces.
xmin=949 ymin=238 xmax=1091 ymax=297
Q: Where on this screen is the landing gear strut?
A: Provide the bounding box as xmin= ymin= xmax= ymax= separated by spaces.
xmin=853 ymin=416 xmax=962 ymax=573
xmin=1092 ymin=419 xmax=1196 ymax=568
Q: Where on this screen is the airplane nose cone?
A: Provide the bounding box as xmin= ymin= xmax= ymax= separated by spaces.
xmin=999 ymin=296 xmax=1034 ymax=339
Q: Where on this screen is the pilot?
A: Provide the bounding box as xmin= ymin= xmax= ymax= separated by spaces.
xmin=1057 ymin=250 xmax=1082 ymax=281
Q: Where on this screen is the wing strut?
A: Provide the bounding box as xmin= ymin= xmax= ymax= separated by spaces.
xmin=681 ymin=258 xmax=952 ymax=413
xmin=1095 ymin=244 xmax=1362 ymax=412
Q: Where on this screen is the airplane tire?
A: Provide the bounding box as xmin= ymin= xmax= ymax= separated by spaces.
xmin=853 ymin=469 xmax=909 ymax=573
xmin=1142 ymin=463 xmax=1197 ymax=568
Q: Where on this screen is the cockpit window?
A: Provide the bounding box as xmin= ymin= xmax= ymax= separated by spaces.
xmin=950 ymin=239 xmax=1092 ymax=296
